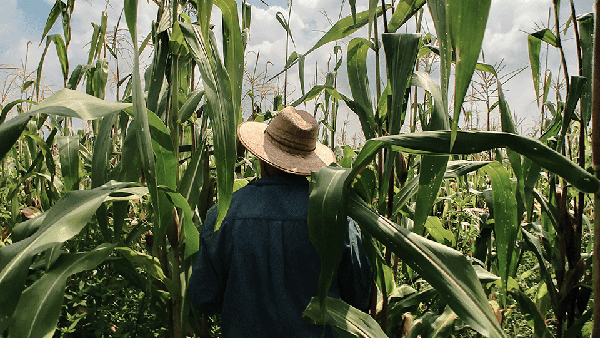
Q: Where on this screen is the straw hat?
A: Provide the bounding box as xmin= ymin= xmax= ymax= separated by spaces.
xmin=237 ymin=106 xmax=336 ymax=176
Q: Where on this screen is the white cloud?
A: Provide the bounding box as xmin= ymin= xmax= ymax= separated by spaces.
xmin=3 ymin=0 xmax=595 ymax=138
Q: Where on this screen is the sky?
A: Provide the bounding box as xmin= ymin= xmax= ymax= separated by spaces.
xmin=0 ymin=0 xmax=596 ymax=143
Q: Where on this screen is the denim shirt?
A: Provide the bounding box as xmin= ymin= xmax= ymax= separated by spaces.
xmin=189 ymin=176 xmax=372 ymax=337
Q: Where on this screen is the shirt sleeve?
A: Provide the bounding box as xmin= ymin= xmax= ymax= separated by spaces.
xmin=337 ymin=218 xmax=372 ymax=311
xmin=188 ymin=206 xmax=229 ymax=315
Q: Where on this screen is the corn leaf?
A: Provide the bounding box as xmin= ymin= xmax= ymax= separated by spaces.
xmin=91 ymin=112 xmax=118 ymax=188
xmin=215 ymin=0 xmax=244 ymax=122
xmin=303 ymin=296 xmax=386 ymax=337
xmin=480 ymin=162 xmax=518 ymax=305
xmin=348 ymin=131 xmax=599 ymax=194
xmin=409 ymin=71 xmax=449 ymax=234
xmin=124 ymin=0 xmax=160 ymax=241
xmin=347 ymin=38 xmax=376 ymax=140
xmin=528 ymin=35 xmax=542 ymax=106
xmin=382 ymin=33 xmax=420 ymax=136
xmin=531 ymin=28 xmax=558 ymax=47
xmin=0 ymin=89 xmax=130 ymax=161
xmin=41 ymin=0 xmax=62 ymax=43
xmin=56 ymin=135 xmax=80 ymax=191
xmin=270 ymin=6 xmax=385 ymax=81
xmin=509 ymin=290 xmax=553 ymax=338
xmin=8 ymin=243 xmax=115 ymax=338
xmin=308 ymin=166 xmax=351 ymax=312
xmin=348 ymin=192 xmax=506 ymax=337
xmin=558 ymin=76 xmax=586 ymax=151
xmin=578 ymin=14 xmax=593 ymax=126
xmin=0 ymin=182 xmax=146 ymax=331
xmin=446 ymin=0 xmax=492 ymax=148
xmin=388 ymin=0 xmax=427 ymax=33
xmin=181 ymin=22 xmax=236 ymax=230
xmin=348 ymin=195 xmax=505 ymax=337
xmin=178 ymin=90 xmax=205 ymax=123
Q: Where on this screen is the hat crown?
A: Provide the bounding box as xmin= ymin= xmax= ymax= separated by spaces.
xmin=265 ymin=107 xmax=317 ymax=154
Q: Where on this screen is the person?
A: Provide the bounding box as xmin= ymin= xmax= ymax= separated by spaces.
xmin=189 ymin=106 xmax=372 ymax=337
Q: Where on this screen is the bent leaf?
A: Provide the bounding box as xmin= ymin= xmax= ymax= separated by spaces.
xmin=348 ymin=131 xmax=599 ymax=194
xmin=303 ymin=296 xmax=386 ymax=337
xmin=0 ymin=182 xmax=146 ymax=331
xmin=348 ymin=193 xmax=505 ymax=337
xmin=8 ymin=243 xmax=115 ymax=338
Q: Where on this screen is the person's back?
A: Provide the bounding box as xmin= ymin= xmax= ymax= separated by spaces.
xmin=189 ymin=175 xmax=371 ymax=337
xmin=188 ymin=106 xmax=371 ymax=337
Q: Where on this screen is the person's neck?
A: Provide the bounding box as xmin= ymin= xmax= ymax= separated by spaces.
xmin=260 ymin=161 xmax=298 ymax=178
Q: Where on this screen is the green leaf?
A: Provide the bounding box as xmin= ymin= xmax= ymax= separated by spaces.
xmin=527 ymin=35 xmax=542 ymax=106
xmin=382 ymin=33 xmax=420 ymax=135
xmin=303 ymin=296 xmax=386 ymax=337
xmin=0 ymin=99 xmax=36 ymax=124
xmin=169 ymin=21 xmax=190 ymax=56
xmin=92 ymin=58 xmax=109 ymax=99
xmin=30 ymin=88 xmax=131 ymax=119
xmin=520 ymin=228 xmax=558 ymax=306
xmin=446 ymin=0 xmax=492 ymax=148
xmin=178 ymin=141 xmax=207 ymax=211
xmin=57 ymin=135 xmax=80 ymax=191
xmin=0 ymin=89 xmax=129 ymax=162
xmin=308 ymin=6 xmax=384 ymax=56
xmin=481 ymin=162 xmax=518 ymax=304
xmin=160 ymin=188 xmax=199 ymax=260
xmin=178 ymin=90 xmax=205 ymax=123
xmin=88 ymin=23 xmax=102 ymax=64
xmin=388 ymin=0 xmax=426 ymax=33
xmin=50 ymin=34 xmax=69 ymax=84
xmin=410 ymin=71 xmax=449 ymax=130
xmin=91 ymin=112 xmax=118 ymax=188
xmin=348 ymin=193 xmax=505 ymax=337
xmin=409 ymin=71 xmax=449 ymax=234
xmin=444 ymin=160 xmax=491 ymax=179
xmin=413 ymin=155 xmax=448 ymax=234
xmin=0 ymin=182 xmax=146 ymax=330
xmin=308 ymin=166 xmax=351 ymax=312
xmin=146 ymin=31 xmax=169 ymax=115
xmin=124 ymin=0 xmax=160 ymax=247
xmin=392 ymin=175 xmax=419 ymax=217
xmin=276 ymin=12 xmax=295 ymax=46
xmin=347 ymin=38 xmax=376 ymax=140
xmin=430 ymin=306 xmax=458 ymax=337
xmin=531 ymin=28 xmax=558 ymax=47
xmin=41 ymin=0 xmax=62 ymax=43
xmin=181 ymin=23 xmax=237 ymax=230
xmin=36 ymin=34 xmax=69 ymax=92
xmin=215 ymin=0 xmax=244 ymax=122
xmin=147 ymin=110 xmax=178 ymax=250
xmin=558 ymin=76 xmax=586 ymax=151
xmin=270 ymin=6 xmax=385 ymax=81
xmin=424 ymin=216 xmax=456 ymax=247
xmin=115 ymin=247 xmax=178 ymax=295
xmin=426 ymin=0 xmax=451 ymax=110
xmin=509 ymin=290 xmax=552 ymax=338
xmin=578 ymin=14 xmax=594 ymax=126
xmin=348 ymin=131 xmax=599 ymax=194
xmin=7 ymin=243 xmax=115 ymax=338
xmin=67 ymin=64 xmax=92 ymax=90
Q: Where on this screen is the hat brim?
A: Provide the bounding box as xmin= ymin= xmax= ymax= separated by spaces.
xmin=238 ymin=121 xmax=336 ymax=176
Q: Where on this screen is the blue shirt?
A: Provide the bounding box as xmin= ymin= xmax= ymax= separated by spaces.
xmin=189 ymin=176 xmax=372 ymax=337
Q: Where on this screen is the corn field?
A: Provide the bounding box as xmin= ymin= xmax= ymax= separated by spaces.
xmin=0 ymin=0 xmax=599 ymax=337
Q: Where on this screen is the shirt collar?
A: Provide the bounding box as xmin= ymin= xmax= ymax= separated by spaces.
xmin=251 ymin=175 xmax=309 ymax=187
